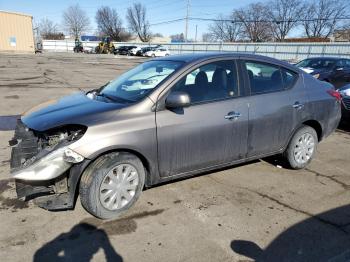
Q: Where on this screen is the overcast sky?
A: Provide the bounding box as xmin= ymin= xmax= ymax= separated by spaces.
xmin=0 ymin=0 xmax=265 ymax=39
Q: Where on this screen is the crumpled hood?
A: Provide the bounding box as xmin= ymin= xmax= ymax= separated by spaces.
xmin=22 ymin=92 xmax=128 ymax=131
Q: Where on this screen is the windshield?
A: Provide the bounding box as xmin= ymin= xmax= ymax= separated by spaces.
xmin=100 ymin=60 xmax=183 ymax=102
xmin=296 ymin=59 xmax=336 ymax=69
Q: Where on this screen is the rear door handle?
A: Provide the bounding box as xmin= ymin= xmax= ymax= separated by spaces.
xmin=224 ymin=111 xmax=241 ymax=120
xmin=293 ymin=102 xmax=304 ymax=109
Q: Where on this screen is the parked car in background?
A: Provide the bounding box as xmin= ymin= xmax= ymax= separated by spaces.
xmin=129 ymin=46 xmax=141 ymax=56
xmin=115 ymin=46 xmax=137 ymax=55
xmin=10 ymin=53 xmax=341 ymax=219
xmin=136 ymin=46 xmax=157 ymax=56
xmin=144 ymin=47 xmax=170 ymax=57
xmin=339 ymin=84 xmax=350 ymax=120
xmin=296 ymin=57 xmax=350 ymax=89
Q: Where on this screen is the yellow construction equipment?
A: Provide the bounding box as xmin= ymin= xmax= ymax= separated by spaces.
xmin=95 ymin=37 xmax=115 ymax=54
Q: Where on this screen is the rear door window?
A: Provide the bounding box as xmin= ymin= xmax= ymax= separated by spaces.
xmin=244 ymin=61 xmax=284 ymax=94
xmin=244 ymin=61 xmax=297 ymax=94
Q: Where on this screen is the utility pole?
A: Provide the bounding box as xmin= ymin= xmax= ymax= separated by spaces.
xmin=195 ymin=24 xmax=198 ymax=42
xmin=185 ymin=0 xmax=190 ymax=42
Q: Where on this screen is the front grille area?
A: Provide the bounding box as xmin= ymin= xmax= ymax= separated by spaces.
xmin=10 ymin=120 xmax=40 ymax=172
xmin=343 ymin=97 xmax=350 ymax=110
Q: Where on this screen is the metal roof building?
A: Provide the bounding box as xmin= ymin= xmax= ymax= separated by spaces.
xmin=0 ymin=10 xmax=34 ymax=53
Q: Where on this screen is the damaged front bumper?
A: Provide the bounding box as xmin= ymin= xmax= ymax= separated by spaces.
xmin=14 ymin=160 xmax=90 ymax=210
xmin=9 ymin=120 xmax=88 ymax=210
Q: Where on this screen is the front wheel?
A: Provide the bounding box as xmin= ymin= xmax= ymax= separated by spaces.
xmin=79 ymin=152 xmax=145 ymax=219
xmin=283 ymin=125 xmax=318 ymax=169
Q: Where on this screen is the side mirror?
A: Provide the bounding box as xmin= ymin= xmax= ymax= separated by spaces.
xmin=165 ymin=92 xmax=191 ymax=109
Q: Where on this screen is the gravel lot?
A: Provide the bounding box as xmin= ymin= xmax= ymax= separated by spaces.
xmin=0 ymin=52 xmax=350 ymax=262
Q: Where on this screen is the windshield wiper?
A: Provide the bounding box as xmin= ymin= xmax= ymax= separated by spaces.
xmin=97 ymin=92 xmax=134 ymax=103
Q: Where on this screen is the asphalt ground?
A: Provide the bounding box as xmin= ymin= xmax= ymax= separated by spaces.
xmin=0 ymin=52 xmax=350 ymax=262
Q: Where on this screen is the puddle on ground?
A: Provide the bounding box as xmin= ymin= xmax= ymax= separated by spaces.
xmin=0 ymin=179 xmax=11 ymax=194
xmin=0 ymin=115 xmax=20 ymax=131
xmin=80 ymin=208 xmax=165 ymax=236
xmin=0 ymin=179 xmax=28 ymax=211
xmin=5 ymin=95 xmax=19 ymax=99
xmin=0 ymin=196 xmax=29 ymax=211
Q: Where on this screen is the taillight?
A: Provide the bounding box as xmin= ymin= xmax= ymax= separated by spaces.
xmin=327 ymin=89 xmax=342 ymax=101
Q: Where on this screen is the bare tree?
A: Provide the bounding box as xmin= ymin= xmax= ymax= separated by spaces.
xmin=333 ymin=28 xmax=350 ymax=41
xmin=39 ymin=18 xmax=57 ymax=37
xmin=126 ymin=3 xmax=151 ymax=42
xmin=63 ymin=4 xmax=90 ymax=38
xmin=234 ymin=3 xmax=273 ymax=42
xmin=266 ymin=0 xmax=304 ymax=41
xmin=38 ymin=18 xmax=64 ymax=40
xmin=207 ymin=14 xmax=242 ymax=42
xmin=170 ymin=33 xmax=185 ymax=42
xmin=202 ymin=33 xmax=213 ymax=42
xmin=152 ymin=33 xmax=163 ymax=37
xmin=96 ymin=6 xmax=130 ymax=41
xmin=301 ymin=0 xmax=347 ymax=39
xmin=119 ymin=31 xmax=133 ymax=42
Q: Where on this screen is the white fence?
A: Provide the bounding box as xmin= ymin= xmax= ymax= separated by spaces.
xmin=42 ymin=40 xmax=350 ymax=61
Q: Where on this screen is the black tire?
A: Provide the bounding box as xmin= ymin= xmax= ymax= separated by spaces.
xmin=79 ymin=152 xmax=145 ymax=219
xmin=283 ymin=125 xmax=318 ymax=169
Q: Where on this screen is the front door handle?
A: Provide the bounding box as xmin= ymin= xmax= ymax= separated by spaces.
xmin=224 ymin=111 xmax=241 ymax=120
xmin=293 ymin=102 xmax=304 ymax=109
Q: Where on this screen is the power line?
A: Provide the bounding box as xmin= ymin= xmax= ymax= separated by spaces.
xmin=69 ymin=15 xmax=350 ymax=34
xmin=151 ymin=18 xmax=185 ymax=26
xmin=188 ymin=16 xmax=350 ymax=23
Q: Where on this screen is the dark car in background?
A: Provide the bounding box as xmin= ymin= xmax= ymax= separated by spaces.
xmin=114 ymin=45 xmax=137 ymax=55
xmin=9 ymin=53 xmax=341 ymax=219
xmin=136 ymin=46 xmax=162 ymax=56
xmin=136 ymin=46 xmax=152 ymax=56
xmin=296 ymin=57 xmax=350 ymax=89
xmin=339 ymin=84 xmax=350 ymax=119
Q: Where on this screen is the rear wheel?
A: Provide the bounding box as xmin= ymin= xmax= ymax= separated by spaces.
xmin=79 ymin=152 xmax=145 ymax=219
xmin=283 ymin=125 xmax=318 ymax=169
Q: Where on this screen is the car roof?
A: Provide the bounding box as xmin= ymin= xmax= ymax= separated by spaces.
xmin=152 ymin=52 xmax=298 ymax=70
xmin=301 ymin=57 xmax=347 ymax=61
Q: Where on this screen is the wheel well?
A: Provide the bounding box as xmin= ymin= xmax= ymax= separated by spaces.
xmin=89 ymin=148 xmax=151 ymax=180
xmin=302 ymin=120 xmax=323 ymax=141
xmin=72 ymin=148 xmax=152 ymax=206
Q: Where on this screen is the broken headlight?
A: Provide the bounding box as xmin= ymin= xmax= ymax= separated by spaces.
xmin=10 ymin=146 xmax=84 ymax=181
